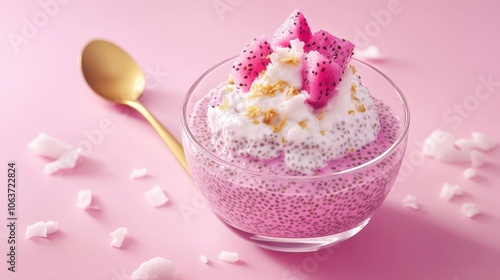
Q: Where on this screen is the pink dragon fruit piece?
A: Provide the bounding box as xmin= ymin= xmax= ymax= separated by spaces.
xmin=231 ymin=35 xmax=273 ymax=92
xmin=302 ymin=50 xmax=342 ymax=109
xmin=304 ymin=30 xmax=355 ymax=70
xmin=271 ymin=9 xmax=313 ymax=49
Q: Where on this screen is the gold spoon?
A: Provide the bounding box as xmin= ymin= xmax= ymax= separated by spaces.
xmin=80 ymin=39 xmax=189 ymax=173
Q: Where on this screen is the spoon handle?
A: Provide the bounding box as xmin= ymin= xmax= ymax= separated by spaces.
xmin=124 ymin=99 xmax=190 ymax=174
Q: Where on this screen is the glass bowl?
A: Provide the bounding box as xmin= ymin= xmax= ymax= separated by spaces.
xmin=181 ymin=57 xmax=410 ymax=252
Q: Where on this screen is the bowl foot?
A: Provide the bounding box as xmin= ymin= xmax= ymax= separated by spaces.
xmin=223 ymin=218 xmax=371 ymax=252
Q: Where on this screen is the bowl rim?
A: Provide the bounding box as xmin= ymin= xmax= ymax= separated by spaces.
xmin=180 ymin=56 xmax=410 ymax=180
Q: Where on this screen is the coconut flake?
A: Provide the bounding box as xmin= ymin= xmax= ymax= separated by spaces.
xmin=76 ymin=189 xmax=95 ymax=209
xmin=26 ymin=222 xmax=46 ymax=238
xmin=45 ymin=221 xmax=58 ymax=235
xmin=44 ymin=148 xmax=82 ymax=174
xmin=461 ymin=203 xmax=480 ymax=218
xmin=26 ymin=221 xmax=58 ymax=239
xmin=463 ymin=168 xmax=477 ymax=179
xmin=200 ymin=255 xmax=209 ymax=264
xmin=28 ymin=133 xmax=83 ymax=175
xmin=403 ymin=194 xmax=419 ymax=210
xmin=145 ymin=186 xmax=169 ymax=207
xmin=109 ymin=227 xmax=128 ymax=248
xmin=353 ymin=45 xmax=384 ymax=61
xmin=422 ymin=130 xmax=470 ymax=163
xmin=130 ymin=167 xmax=148 ymax=179
xmin=470 ymin=150 xmax=485 ymax=168
xmin=472 ymin=132 xmax=496 ymax=150
xmin=440 ymin=183 xmax=463 ymax=201
xmin=423 ymin=130 xmax=494 ymax=167
xmin=28 ymin=133 xmax=73 ymax=159
xmin=219 ymin=251 xmax=239 ymax=263
xmin=455 ymin=132 xmax=496 ymax=151
xmin=132 ymin=257 xmax=177 ymax=280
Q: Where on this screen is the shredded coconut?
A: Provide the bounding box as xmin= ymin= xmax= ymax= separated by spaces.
xmin=109 ymin=227 xmax=128 ymax=248
xmin=200 ymin=255 xmax=208 ymax=264
xmin=145 ymin=186 xmax=169 ymax=207
xmin=130 ymin=167 xmax=148 ymax=179
xmin=455 ymin=132 xmax=496 ymax=151
xmin=132 ymin=257 xmax=177 ymax=280
xmin=28 ymin=133 xmax=83 ymax=174
xmin=461 ymin=203 xmax=480 ymax=218
xmin=44 ymin=148 xmax=82 ymax=174
xmin=423 ymin=130 xmax=495 ymax=168
xmin=463 ymin=168 xmax=477 ymax=179
xmin=28 ymin=133 xmax=73 ymax=159
xmin=470 ymin=150 xmax=485 ymax=168
xmin=26 ymin=221 xmax=58 ymax=239
xmin=422 ymin=130 xmax=470 ymax=162
xmin=403 ymin=194 xmax=419 ymax=210
xmin=45 ymin=221 xmax=58 ymax=235
xmin=219 ymin=251 xmax=239 ymax=263
xmin=76 ymin=190 xmax=95 ymax=209
xmin=440 ymin=183 xmax=463 ymax=201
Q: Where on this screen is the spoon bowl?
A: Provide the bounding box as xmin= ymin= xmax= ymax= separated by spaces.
xmin=81 ymin=40 xmax=145 ymax=103
xmin=81 ymin=39 xmax=189 ymax=173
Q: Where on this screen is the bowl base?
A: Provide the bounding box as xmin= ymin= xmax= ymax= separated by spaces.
xmin=223 ymin=218 xmax=371 ymax=252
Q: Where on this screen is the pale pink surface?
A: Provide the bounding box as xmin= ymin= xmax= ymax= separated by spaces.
xmin=0 ymin=0 xmax=499 ymax=279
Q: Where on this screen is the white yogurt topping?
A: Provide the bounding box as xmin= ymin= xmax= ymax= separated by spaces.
xmin=207 ymin=39 xmax=380 ymax=174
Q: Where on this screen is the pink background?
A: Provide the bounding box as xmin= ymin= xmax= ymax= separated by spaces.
xmin=1 ymin=0 xmax=500 ymax=279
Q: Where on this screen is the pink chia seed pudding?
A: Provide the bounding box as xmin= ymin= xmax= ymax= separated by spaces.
xmin=181 ymin=10 xmax=409 ymax=251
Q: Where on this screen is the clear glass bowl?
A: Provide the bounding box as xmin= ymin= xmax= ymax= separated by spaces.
xmin=181 ymin=57 xmax=410 ymax=252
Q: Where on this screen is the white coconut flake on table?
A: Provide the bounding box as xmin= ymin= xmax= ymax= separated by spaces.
xmin=109 ymin=227 xmax=128 ymax=248
xmin=461 ymin=203 xmax=481 ymax=218
xmin=28 ymin=133 xmax=83 ymax=174
xmin=26 ymin=221 xmax=58 ymax=239
xmin=440 ymin=183 xmax=463 ymax=201
xmin=26 ymin=222 xmax=46 ymax=238
xmin=455 ymin=132 xmax=496 ymax=151
xmin=45 ymin=221 xmax=58 ymax=234
xmin=470 ymin=150 xmax=485 ymax=168
xmin=132 ymin=257 xmax=177 ymax=280
xmin=422 ymin=130 xmax=494 ymax=167
xmin=76 ymin=189 xmax=99 ymax=210
xmin=43 ymin=148 xmax=82 ymax=174
xmin=403 ymin=194 xmax=419 ymax=210
xmin=130 ymin=167 xmax=148 ymax=179
xmin=145 ymin=186 xmax=169 ymax=207
xmin=353 ymin=45 xmax=384 ymax=61
xmin=28 ymin=133 xmax=73 ymax=159
xmin=463 ymin=168 xmax=477 ymax=179
xmin=200 ymin=255 xmax=208 ymax=264
xmin=219 ymin=251 xmax=239 ymax=263
xmin=422 ymin=130 xmax=470 ymax=163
